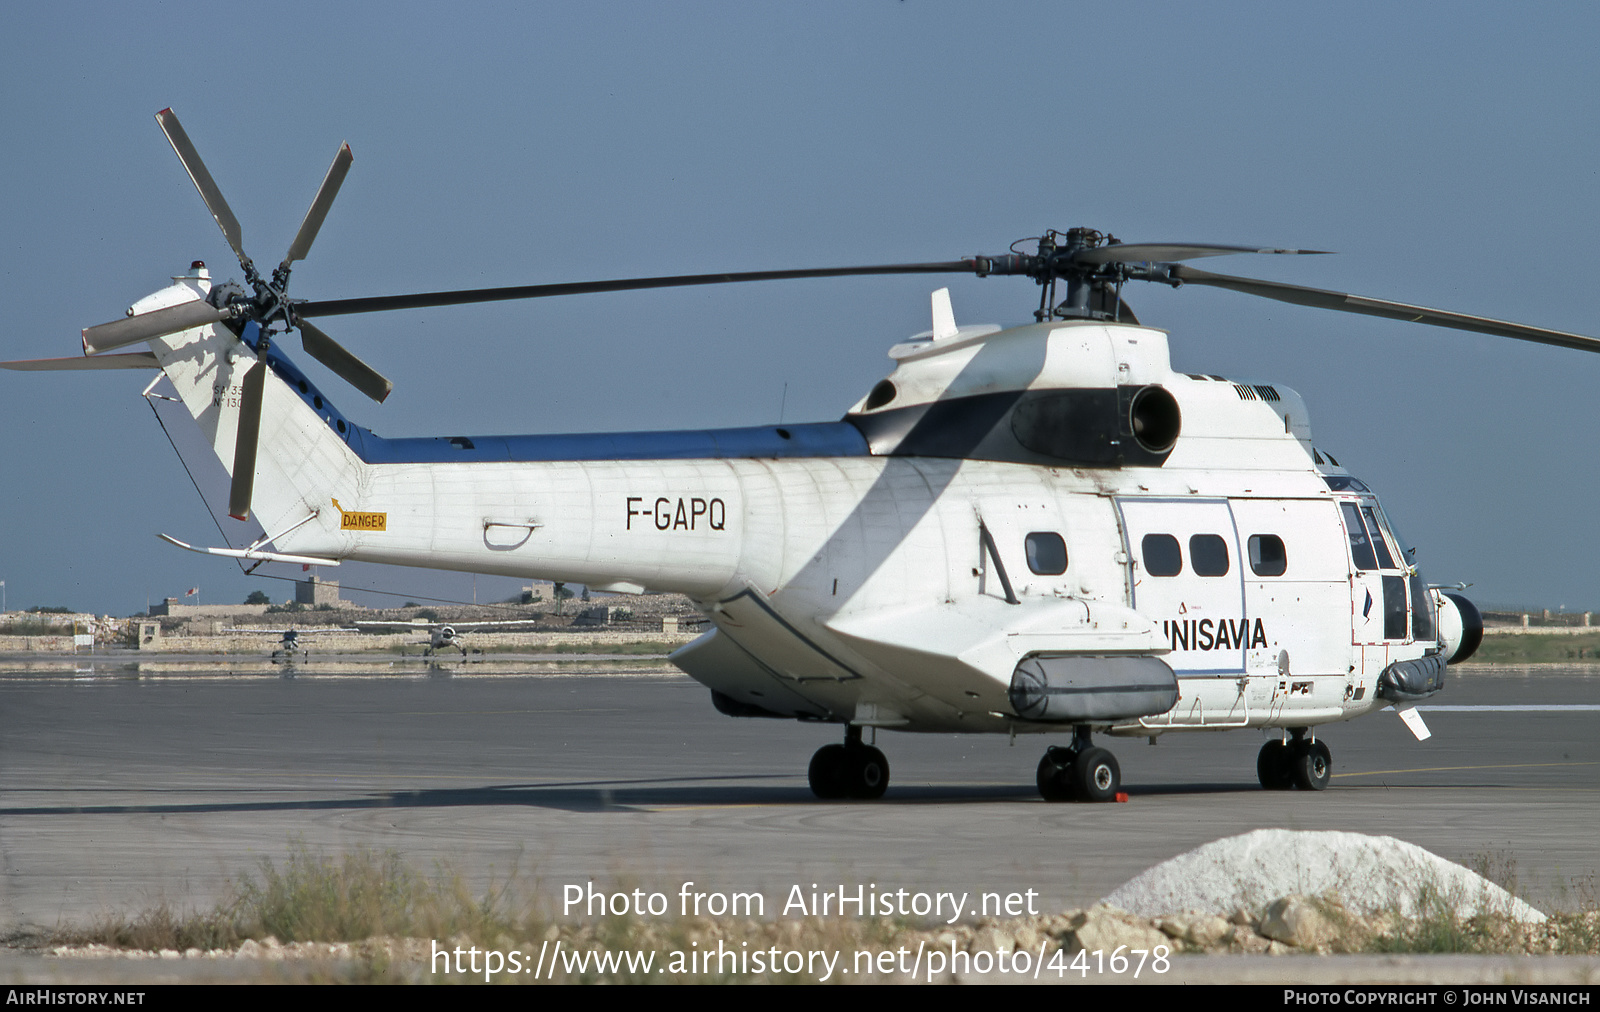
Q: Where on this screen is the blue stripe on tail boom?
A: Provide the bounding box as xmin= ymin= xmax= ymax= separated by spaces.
xmin=347 ymin=420 xmax=869 ymax=463
xmin=257 ymin=331 xmax=870 ymax=463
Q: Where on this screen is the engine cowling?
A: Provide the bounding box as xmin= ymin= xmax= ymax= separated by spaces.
xmin=1434 ymin=591 xmax=1483 ymax=664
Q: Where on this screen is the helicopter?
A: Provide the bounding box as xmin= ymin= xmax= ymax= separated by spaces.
xmin=10 ymin=109 xmax=1596 ymax=802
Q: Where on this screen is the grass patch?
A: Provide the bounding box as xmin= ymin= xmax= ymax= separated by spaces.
xmin=0 ymin=621 xmax=77 ymax=637
xmin=540 ymin=641 xmax=681 ymax=655
xmin=47 ymin=844 xmax=1600 ymax=978
xmin=1363 ymin=883 xmax=1510 ymax=954
xmin=50 ymin=845 xmax=908 ymax=981
xmin=55 ymin=845 xmax=526 ymax=954
xmin=1357 ymin=850 xmax=1599 ymax=955
xmin=1472 ymin=631 xmax=1600 ymax=663
xmin=76 ymin=903 xmax=240 ymax=953
xmin=232 ymin=847 xmax=519 ymax=943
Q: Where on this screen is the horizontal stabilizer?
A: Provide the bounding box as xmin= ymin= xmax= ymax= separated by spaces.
xmin=158 ymin=533 xmax=341 ymax=567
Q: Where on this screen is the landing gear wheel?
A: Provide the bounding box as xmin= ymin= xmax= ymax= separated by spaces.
xmin=844 ymin=746 xmax=890 ymax=800
xmin=1291 ymin=739 xmax=1332 ymax=791
xmin=1257 ymin=739 xmax=1294 ymax=790
xmin=1037 ymin=747 xmax=1076 ymax=802
xmin=1070 ymin=747 xmax=1121 ymax=803
xmin=808 ymin=744 xmax=890 ymax=799
xmin=808 ymin=744 xmax=848 ymax=799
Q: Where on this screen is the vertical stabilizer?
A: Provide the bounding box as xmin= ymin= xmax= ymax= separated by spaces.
xmin=141 ymin=290 xmax=363 ymax=559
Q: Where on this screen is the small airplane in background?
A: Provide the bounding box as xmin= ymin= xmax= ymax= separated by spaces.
xmin=223 ymin=625 xmax=358 ymax=660
xmin=351 ymin=618 xmax=544 ymax=657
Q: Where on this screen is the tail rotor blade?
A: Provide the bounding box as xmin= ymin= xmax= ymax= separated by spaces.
xmin=229 ymin=360 xmax=266 ymax=521
xmin=283 ymin=143 xmax=353 ymax=266
xmin=155 ymin=109 xmax=248 ymax=266
xmin=298 ymin=319 xmax=393 ymax=402
xmin=82 ymin=300 xmax=228 ymax=354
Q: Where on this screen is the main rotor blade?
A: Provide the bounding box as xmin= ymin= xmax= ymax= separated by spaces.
xmin=298 ymin=319 xmax=393 ymax=403
xmin=1072 ymin=242 xmax=1331 ymax=266
xmin=155 ymin=108 xmax=248 ymax=265
xmin=229 ymin=360 xmax=266 ymax=521
xmin=283 ymin=143 xmax=353 ymax=266
xmin=1171 ymin=265 xmax=1600 ymax=353
xmin=82 ymin=300 xmax=229 ymax=354
xmin=296 ymin=261 xmax=982 ymax=318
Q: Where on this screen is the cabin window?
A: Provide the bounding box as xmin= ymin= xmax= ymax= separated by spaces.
xmin=1248 ymin=534 xmax=1287 ymax=576
xmin=1141 ymin=534 xmax=1182 ymax=576
xmin=1025 ymin=532 xmax=1068 ymax=575
xmin=1189 ymin=534 xmax=1230 ymax=577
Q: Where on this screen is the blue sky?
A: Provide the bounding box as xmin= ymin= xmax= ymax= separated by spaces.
xmin=3 ymin=2 xmax=1598 ymax=615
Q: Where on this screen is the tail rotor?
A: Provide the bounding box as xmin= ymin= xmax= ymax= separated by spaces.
xmin=94 ymin=111 xmax=392 ymax=520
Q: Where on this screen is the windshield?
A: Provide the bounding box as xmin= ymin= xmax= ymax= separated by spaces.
xmin=1377 ymin=509 xmax=1436 ymax=643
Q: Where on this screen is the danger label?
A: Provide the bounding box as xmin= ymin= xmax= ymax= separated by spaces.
xmin=332 ymin=498 xmax=386 ymax=531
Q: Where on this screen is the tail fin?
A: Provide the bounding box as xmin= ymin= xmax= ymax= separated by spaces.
xmin=137 ymin=275 xmax=364 ymax=559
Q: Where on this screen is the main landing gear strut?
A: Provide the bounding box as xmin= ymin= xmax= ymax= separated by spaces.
xmin=1036 ymin=725 xmax=1122 ymax=802
xmin=808 ymin=725 xmax=891 ymax=800
xmin=1257 ymin=727 xmax=1331 ymax=791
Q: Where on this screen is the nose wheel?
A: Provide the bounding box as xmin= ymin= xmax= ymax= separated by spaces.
xmin=808 ymin=726 xmax=890 ymax=800
xmin=1037 ymin=727 xmax=1122 ymax=802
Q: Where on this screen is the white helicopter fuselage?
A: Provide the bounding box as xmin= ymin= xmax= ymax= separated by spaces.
xmin=138 ymin=272 xmax=1460 ymax=739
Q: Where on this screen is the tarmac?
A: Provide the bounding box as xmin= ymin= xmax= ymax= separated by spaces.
xmin=1 ymin=660 xmax=1596 ymax=984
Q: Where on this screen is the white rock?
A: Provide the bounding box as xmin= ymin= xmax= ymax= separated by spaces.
xmin=1060 ymin=905 xmax=1170 ymax=954
xmin=1258 ymin=895 xmax=1343 ymax=949
xmin=970 ymin=925 xmax=1013 ymax=953
xmin=1101 ymin=829 xmax=1546 ymax=924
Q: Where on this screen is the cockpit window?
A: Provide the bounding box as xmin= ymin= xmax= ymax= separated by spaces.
xmin=1339 ymin=502 xmax=1379 ymax=571
xmin=1361 ymin=506 xmax=1396 ymax=569
xmin=1409 ymin=572 xmax=1435 ymax=642
xmin=1383 ymin=575 xmax=1408 ymax=639
xmin=1322 ymin=475 xmax=1369 ymax=492
xmin=1384 ymin=516 xmax=1436 ymax=643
